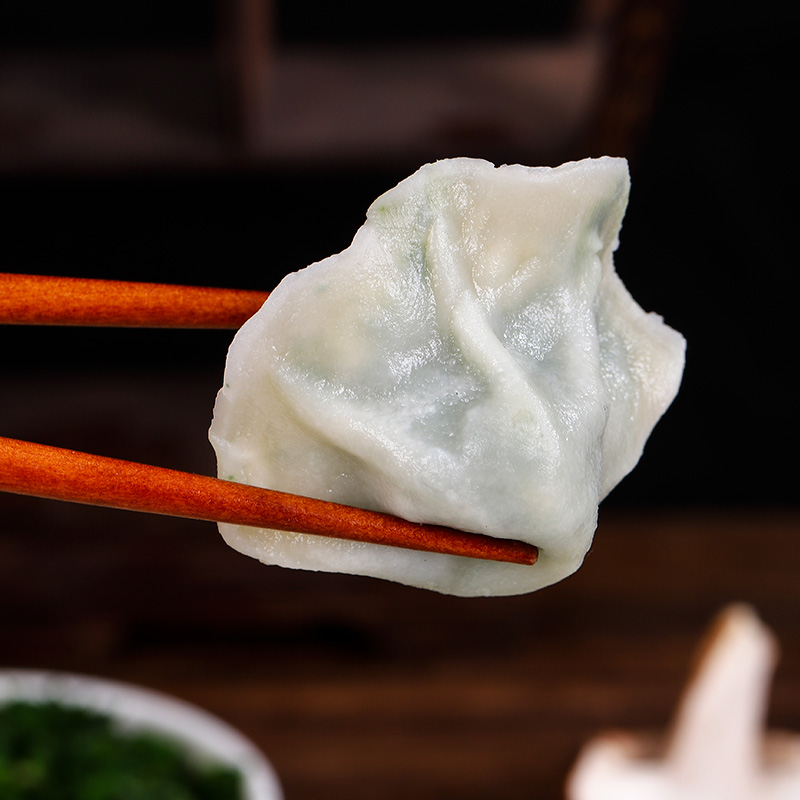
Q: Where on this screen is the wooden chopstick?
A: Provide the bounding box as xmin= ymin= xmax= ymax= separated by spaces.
xmin=0 ymin=273 xmax=538 ymax=565
xmin=0 ymin=437 xmax=538 ymax=566
xmin=0 ymin=273 xmax=269 ymax=328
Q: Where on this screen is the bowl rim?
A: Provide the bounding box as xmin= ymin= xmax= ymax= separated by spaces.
xmin=0 ymin=668 xmax=283 ymax=800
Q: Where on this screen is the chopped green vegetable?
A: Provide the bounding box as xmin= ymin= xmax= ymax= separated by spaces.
xmin=0 ymin=701 xmax=245 ymax=800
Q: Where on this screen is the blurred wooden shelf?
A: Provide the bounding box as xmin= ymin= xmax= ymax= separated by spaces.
xmin=0 ymin=39 xmax=606 ymax=175
xmin=0 ymin=0 xmax=684 ymax=175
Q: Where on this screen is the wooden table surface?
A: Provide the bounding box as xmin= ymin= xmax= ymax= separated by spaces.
xmin=1 ymin=369 xmax=798 ymax=799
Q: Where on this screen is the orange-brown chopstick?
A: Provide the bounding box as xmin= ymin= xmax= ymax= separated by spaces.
xmin=0 ymin=436 xmax=538 ymax=566
xmin=0 ymin=273 xmax=269 ymax=328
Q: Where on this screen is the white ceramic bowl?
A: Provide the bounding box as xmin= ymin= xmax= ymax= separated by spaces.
xmin=0 ymin=669 xmax=283 ymax=800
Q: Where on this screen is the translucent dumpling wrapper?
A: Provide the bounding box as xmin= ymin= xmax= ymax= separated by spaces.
xmin=209 ymin=157 xmax=685 ymax=597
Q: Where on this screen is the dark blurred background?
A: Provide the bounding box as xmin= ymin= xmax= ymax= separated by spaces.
xmin=1 ymin=4 xmax=797 ymax=799
xmin=1 ymin=0 xmax=794 ymax=508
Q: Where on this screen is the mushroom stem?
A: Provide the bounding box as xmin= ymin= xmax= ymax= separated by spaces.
xmin=665 ymin=605 xmax=778 ymax=798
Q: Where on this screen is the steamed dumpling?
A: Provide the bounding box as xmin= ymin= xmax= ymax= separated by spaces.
xmin=209 ymin=157 xmax=685 ymax=596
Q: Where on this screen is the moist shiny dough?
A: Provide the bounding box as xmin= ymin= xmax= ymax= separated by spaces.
xmin=209 ymin=157 xmax=686 ymax=596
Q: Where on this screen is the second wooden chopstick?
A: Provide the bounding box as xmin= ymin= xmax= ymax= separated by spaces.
xmin=0 ymin=436 xmax=538 ymax=566
xmin=0 ymin=273 xmax=269 ymax=328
